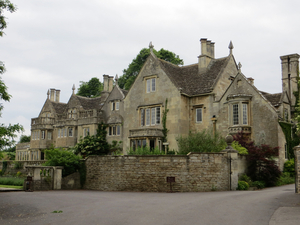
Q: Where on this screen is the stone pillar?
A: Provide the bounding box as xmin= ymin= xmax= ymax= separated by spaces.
xmin=103 ymin=75 xmax=109 ymax=91
xmin=221 ymin=135 xmax=239 ymax=191
xmin=53 ymin=166 xmax=63 ymax=190
xmin=108 ymin=76 xmax=114 ymax=92
xmin=294 ymin=145 xmax=300 ymax=193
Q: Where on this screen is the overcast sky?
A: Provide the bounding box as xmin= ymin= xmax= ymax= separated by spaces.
xmin=1 ymin=0 xmax=300 ymax=139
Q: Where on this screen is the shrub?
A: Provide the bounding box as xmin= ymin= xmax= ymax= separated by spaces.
xmin=284 ymin=159 xmax=295 ymax=177
xmin=176 ymin=129 xmax=226 ymax=154
xmin=43 ymin=148 xmax=82 ymax=177
xmin=14 ymin=161 xmax=22 ymax=169
xmin=0 ymin=177 xmax=24 ymax=186
xmin=0 ymin=169 xmax=2 ymax=176
xmin=127 ymin=146 xmax=165 ymax=155
xmin=16 ymin=171 xmax=22 ymax=177
xmin=252 ymin=181 xmax=265 ymax=189
xmin=233 ymin=132 xmax=281 ymax=187
xmin=232 ymin=141 xmax=248 ymax=155
xmin=239 ymin=174 xmax=252 ymax=186
xmin=237 ymin=181 xmax=249 ymax=190
xmin=276 ymin=172 xmax=295 ymax=186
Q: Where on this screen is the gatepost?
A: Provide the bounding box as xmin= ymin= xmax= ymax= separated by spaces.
xmin=221 ymin=135 xmax=238 ymax=191
xmin=294 ymin=145 xmax=300 ymax=193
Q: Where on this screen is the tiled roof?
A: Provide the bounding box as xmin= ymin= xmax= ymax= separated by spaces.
xmin=158 ymin=57 xmax=229 ymax=96
xmin=121 ymin=89 xmax=128 ymax=96
xmin=51 ymin=102 xmax=67 ymax=114
xmin=260 ymin=92 xmax=282 ymax=107
xmin=75 ymin=95 xmax=104 ymax=110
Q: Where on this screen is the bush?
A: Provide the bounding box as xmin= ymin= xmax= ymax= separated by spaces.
xmin=284 ymin=159 xmax=295 ymax=177
xmin=233 ymin=132 xmax=281 ymax=187
xmin=43 ymin=148 xmax=82 ymax=177
xmin=237 ymin=181 xmax=249 ymax=190
xmin=252 ymin=181 xmax=265 ymax=189
xmin=232 ymin=141 xmax=248 ymax=155
xmin=16 ymin=171 xmax=22 ymax=177
xmin=239 ymin=174 xmax=252 ymax=186
xmin=0 ymin=177 xmax=24 ymax=186
xmin=14 ymin=161 xmax=22 ymax=169
xmin=176 ymin=129 xmax=226 ymax=154
xmin=276 ymin=172 xmax=295 ymax=186
xmin=127 ymin=146 xmax=165 ymax=155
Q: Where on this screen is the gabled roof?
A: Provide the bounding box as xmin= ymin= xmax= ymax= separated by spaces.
xmin=51 ymin=101 xmax=67 ymax=114
xmin=71 ymin=95 xmax=104 ymax=110
xmin=158 ymin=56 xmax=230 ymax=96
xmin=260 ymin=92 xmax=283 ymax=107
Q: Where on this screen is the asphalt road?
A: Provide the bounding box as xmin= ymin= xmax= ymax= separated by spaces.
xmin=1 ymin=184 xmax=300 ymax=225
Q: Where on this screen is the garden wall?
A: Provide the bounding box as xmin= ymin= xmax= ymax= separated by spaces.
xmin=0 ymin=160 xmax=45 ymax=176
xmin=84 ymin=152 xmax=244 ymax=192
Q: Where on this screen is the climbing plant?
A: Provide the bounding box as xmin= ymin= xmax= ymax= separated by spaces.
xmin=162 ymin=98 xmax=169 ymax=152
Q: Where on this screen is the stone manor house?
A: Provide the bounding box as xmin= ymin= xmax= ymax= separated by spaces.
xmin=16 ymin=38 xmax=299 ymax=170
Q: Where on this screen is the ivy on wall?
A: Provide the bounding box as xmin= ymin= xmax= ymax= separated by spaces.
xmin=279 ymin=122 xmax=298 ymax=159
xmin=162 ymin=98 xmax=169 ymax=151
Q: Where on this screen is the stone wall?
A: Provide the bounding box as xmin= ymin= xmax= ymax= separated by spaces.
xmin=84 ymin=153 xmax=241 ymax=192
xmin=0 ymin=160 xmax=45 ymax=175
xmin=62 ymin=171 xmax=81 ymax=190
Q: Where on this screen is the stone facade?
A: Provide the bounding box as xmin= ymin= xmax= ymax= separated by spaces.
xmin=16 ymin=39 xmax=299 ymax=171
xmin=84 ymin=152 xmax=244 ymax=192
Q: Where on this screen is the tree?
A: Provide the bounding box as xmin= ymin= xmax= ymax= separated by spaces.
xmin=19 ymin=134 xmax=30 ymax=143
xmin=74 ymin=123 xmax=109 ymax=157
xmin=77 ymin=77 xmax=103 ymax=98
xmin=118 ymin=48 xmax=184 ymax=90
xmin=0 ymin=1 xmax=23 ymax=151
xmin=0 ymin=0 xmax=16 ymax=37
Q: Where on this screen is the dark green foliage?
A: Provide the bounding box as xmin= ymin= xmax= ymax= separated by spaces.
xmin=283 ymin=159 xmax=295 ymax=177
xmin=13 ymin=161 xmax=22 ymax=169
xmin=279 ymin=122 xmax=298 ymax=159
xmin=118 ymin=48 xmax=183 ymax=90
xmin=176 ymin=129 xmax=226 ymax=154
xmin=2 ymin=160 xmax=7 ymax=174
xmin=0 ymin=123 xmax=23 ymax=151
xmin=19 ymin=135 xmax=30 ymax=143
xmin=167 ymin=150 xmax=176 ymax=155
xmin=239 ymin=174 xmax=252 ymax=187
xmin=252 ymin=181 xmax=266 ymax=189
xmin=162 ymin=99 xmax=169 ymax=152
xmin=77 ymin=77 xmax=103 ymax=98
xmin=74 ymin=123 xmax=109 ymax=157
xmin=0 ymin=177 xmax=23 ymax=186
xmin=127 ymin=146 xmax=165 ymax=155
xmin=276 ymin=172 xmax=295 ymax=186
xmin=0 ymin=0 xmax=16 ymax=37
xmin=43 ymin=148 xmax=82 ymax=177
xmin=233 ymin=132 xmax=281 ymax=187
xmin=237 ymin=181 xmax=249 ymax=190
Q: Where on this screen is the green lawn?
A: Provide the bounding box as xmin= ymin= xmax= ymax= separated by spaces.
xmin=0 ymin=184 xmax=23 ymax=189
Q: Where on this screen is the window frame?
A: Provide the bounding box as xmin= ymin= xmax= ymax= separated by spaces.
xmin=196 ymin=108 xmax=203 ymax=123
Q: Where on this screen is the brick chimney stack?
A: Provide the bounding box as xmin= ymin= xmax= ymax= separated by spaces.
xmin=198 ymin=38 xmax=215 ymax=70
xmin=55 ymin=90 xmax=60 ymax=102
xmin=50 ymin=88 xmax=55 ymax=101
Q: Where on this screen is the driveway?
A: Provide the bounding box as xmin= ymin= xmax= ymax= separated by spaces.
xmin=1 ymin=184 xmax=299 ymax=225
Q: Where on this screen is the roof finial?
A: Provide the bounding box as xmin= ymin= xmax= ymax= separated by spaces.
xmin=228 ymin=40 xmax=234 ymax=55
xmin=115 ymin=74 xmax=118 ymax=85
xmin=72 ymin=84 xmax=75 ymax=95
xmin=238 ymin=62 xmax=242 ymax=72
xmin=149 ymin=41 xmax=154 ymax=53
xmin=47 ymin=89 xmax=50 ymax=99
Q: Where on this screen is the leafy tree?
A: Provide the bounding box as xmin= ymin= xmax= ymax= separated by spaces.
xmin=118 ymin=48 xmax=184 ymax=90
xmin=0 ymin=0 xmax=16 ymax=37
xmin=74 ymin=123 xmax=109 ymax=157
xmin=233 ymin=132 xmax=281 ymax=187
xmin=77 ymin=77 xmax=103 ymax=98
xmin=19 ymin=134 xmax=30 ymax=143
xmin=0 ymin=1 xmax=23 ymax=152
xmin=44 ymin=148 xmax=82 ymax=177
xmin=176 ymin=129 xmax=226 ymax=154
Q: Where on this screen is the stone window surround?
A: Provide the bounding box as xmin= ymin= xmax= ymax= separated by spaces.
xmin=226 ymin=95 xmax=252 ymax=127
xmin=139 ymin=104 xmax=161 ymax=127
xmin=108 ymin=124 xmax=121 ymax=136
xmin=144 ymin=75 xmax=158 ymax=93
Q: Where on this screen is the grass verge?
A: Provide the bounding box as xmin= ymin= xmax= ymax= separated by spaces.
xmin=0 ymin=177 xmax=24 ymax=186
xmin=0 ymin=184 xmax=23 ymax=189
